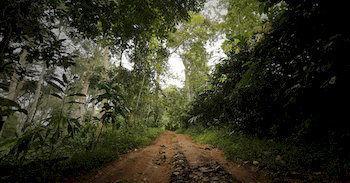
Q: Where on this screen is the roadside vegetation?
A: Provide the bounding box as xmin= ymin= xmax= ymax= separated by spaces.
xmin=181 ymin=127 xmax=348 ymax=181
xmin=1 ymin=126 xmax=163 ymax=181
xmin=181 ymin=0 xmax=349 ymax=180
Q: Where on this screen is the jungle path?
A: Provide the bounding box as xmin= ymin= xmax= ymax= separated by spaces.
xmin=72 ymin=131 xmax=267 ymax=183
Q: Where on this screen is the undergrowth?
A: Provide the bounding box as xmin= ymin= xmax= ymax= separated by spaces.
xmin=179 ymin=126 xmax=349 ymax=181
xmin=0 ymin=126 xmax=163 ymax=182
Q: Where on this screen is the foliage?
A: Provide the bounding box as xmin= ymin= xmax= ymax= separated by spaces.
xmin=168 ymin=13 xmax=216 ymax=100
xmin=0 ymin=125 xmax=163 ymax=182
xmin=0 ymin=97 xmax=27 ymax=131
xmin=181 ymin=127 xmax=350 ymax=180
xmin=184 ymin=0 xmax=350 ymax=179
xmin=96 ymin=80 xmax=128 ymax=126
xmin=0 ymin=0 xmax=204 ymax=131
xmin=162 ymin=86 xmax=188 ymax=130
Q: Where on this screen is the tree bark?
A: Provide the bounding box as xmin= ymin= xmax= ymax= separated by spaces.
xmin=1 ymin=49 xmax=28 ymax=136
xmin=22 ymin=63 xmax=46 ymax=132
xmin=7 ymin=50 xmax=28 ymax=100
xmin=181 ymin=56 xmax=193 ymax=101
xmin=78 ymin=72 xmax=90 ymax=121
xmin=154 ymin=72 xmax=161 ymax=125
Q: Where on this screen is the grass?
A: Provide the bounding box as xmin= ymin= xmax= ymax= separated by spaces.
xmin=0 ymin=126 xmax=164 ymax=182
xmin=179 ymin=126 xmax=349 ymax=181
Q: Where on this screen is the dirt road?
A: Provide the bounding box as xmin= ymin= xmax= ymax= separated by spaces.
xmin=73 ymin=131 xmax=267 ymax=183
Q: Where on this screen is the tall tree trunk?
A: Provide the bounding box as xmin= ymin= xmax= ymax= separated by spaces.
xmin=1 ymin=49 xmax=28 ymax=137
xmin=182 ymin=57 xmax=193 ymax=101
xmin=154 ymin=72 xmax=161 ymax=125
xmin=132 ymin=72 xmax=146 ymax=126
xmin=119 ymin=49 xmax=123 ymax=68
xmin=102 ymin=47 xmax=110 ymax=68
xmin=78 ymin=73 xmax=90 ymax=121
xmin=22 ymin=63 xmax=46 ymax=132
xmin=7 ymin=50 xmax=28 ymax=100
xmin=135 ymin=73 xmax=146 ymax=111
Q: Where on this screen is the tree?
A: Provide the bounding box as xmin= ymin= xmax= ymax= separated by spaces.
xmin=0 ymin=0 xmax=204 ymax=132
xmin=186 ymin=0 xmax=350 ymax=141
xmin=162 ymin=86 xmax=188 ymax=130
xmin=168 ymin=13 xmax=216 ymax=100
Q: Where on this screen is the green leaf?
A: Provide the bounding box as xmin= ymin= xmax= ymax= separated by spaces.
xmin=50 ymin=76 xmax=66 ymax=87
xmin=17 ymin=108 xmax=28 ymax=115
xmin=47 ymin=81 xmax=64 ymax=93
xmin=0 ymin=83 xmax=9 ymax=91
xmin=68 ymin=93 xmax=86 ymax=97
xmin=0 ymin=97 xmax=21 ymax=108
xmin=50 ymin=93 xmax=63 ymax=100
xmin=51 ymin=130 xmax=60 ymax=144
xmin=62 ymin=74 xmax=68 ymax=83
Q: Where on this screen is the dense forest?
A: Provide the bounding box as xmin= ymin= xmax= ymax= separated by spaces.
xmin=0 ymin=0 xmax=349 ymax=182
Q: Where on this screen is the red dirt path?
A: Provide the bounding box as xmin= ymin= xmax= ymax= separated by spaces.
xmin=69 ymin=131 xmax=267 ymax=183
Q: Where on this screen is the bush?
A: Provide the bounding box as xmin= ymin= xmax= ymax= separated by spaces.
xmin=0 ymin=125 xmax=164 ymax=182
xmin=181 ymin=126 xmax=349 ymax=181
